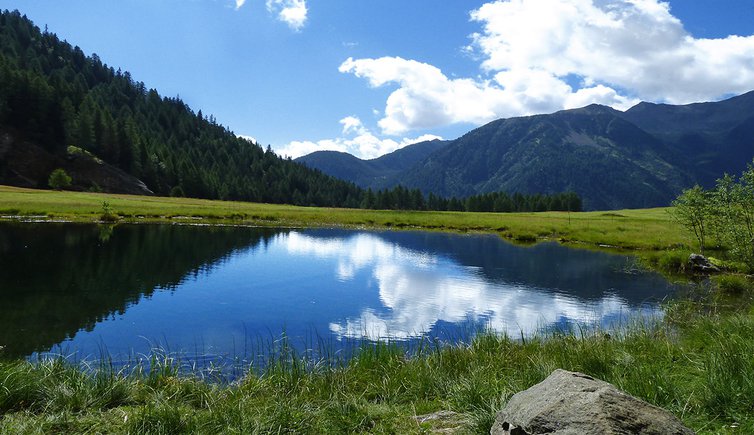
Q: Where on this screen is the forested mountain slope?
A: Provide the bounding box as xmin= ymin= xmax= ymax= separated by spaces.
xmin=621 ymin=90 xmax=754 ymax=186
xmin=396 ymin=105 xmax=693 ymax=210
xmin=300 ymin=93 xmax=754 ymax=210
xmin=0 ymin=10 xmax=363 ymax=207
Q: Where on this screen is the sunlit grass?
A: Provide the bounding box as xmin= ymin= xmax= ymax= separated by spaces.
xmin=2 ymin=305 xmax=753 ymax=434
xmin=0 ymin=185 xmax=691 ymax=251
xmin=1 ymin=184 xmax=732 ymax=433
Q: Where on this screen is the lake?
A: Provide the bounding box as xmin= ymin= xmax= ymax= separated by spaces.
xmin=0 ymin=222 xmax=681 ymax=369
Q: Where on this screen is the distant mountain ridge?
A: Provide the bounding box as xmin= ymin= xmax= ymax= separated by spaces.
xmin=297 ymin=91 xmax=754 ymax=210
xmin=621 ymin=91 xmax=754 ymax=186
xmin=295 ymin=139 xmax=447 ymax=189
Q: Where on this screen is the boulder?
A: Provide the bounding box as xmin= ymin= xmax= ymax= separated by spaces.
xmin=688 ymin=254 xmax=720 ymax=274
xmin=491 ymin=369 xmax=694 ymax=435
xmin=0 ymin=128 xmax=153 ymax=195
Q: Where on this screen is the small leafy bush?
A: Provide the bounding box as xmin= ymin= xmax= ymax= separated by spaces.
xmin=99 ymin=201 xmax=119 ymax=222
xmin=48 ymin=168 xmax=72 ymax=190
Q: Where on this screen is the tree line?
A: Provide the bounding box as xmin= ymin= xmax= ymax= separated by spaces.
xmin=360 ymin=187 xmax=581 ymax=212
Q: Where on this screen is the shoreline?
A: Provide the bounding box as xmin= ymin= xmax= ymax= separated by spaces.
xmin=0 ymin=185 xmax=690 ymax=253
xmin=4 ymin=185 xmax=750 ymax=433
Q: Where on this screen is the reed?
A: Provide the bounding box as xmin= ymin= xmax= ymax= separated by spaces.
xmin=2 ymin=291 xmax=753 ymax=433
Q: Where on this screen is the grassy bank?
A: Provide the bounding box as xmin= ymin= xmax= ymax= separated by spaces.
xmin=0 ymin=185 xmax=691 ymax=250
xmin=4 ymin=185 xmax=748 ymax=434
xmin=2 ymin=301 xmax=753 ymax=434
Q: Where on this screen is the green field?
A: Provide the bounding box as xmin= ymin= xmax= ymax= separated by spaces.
xmin=0 ymin=185 xmax=691 ymax=251
xmin=3 ymin=185 xmax=752 ymax=434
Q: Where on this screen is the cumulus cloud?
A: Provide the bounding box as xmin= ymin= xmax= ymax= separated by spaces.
xmin=234 ymin=0 xmax=246 ymax=10
xmin=266 ymin=0 xmax=308 ymax=31
xmin=340 ymin=56 xmax=636 ymax=135
xmin=340 ymin=57 xmax=512 ymax=135
xmin=340 ymin=0 xmax=754 ymax=134
xmin=339 ymin=115 xmax=366 ymax=135
xmin=274 ymin=116 xmax=442 ymax=159
xmin=470 ymin=0 xmax=754 ymax=102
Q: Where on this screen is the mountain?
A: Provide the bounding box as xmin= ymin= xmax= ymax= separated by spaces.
xmin=5 ymin=11 xmax=751 ymax=211
xmin=299 ymin=93 xmax=754 ymax=210
xmin=622 ymin=91 xmax=754 ymax=137
xmin=621 ymin=90 xmax=754 ymax=186
xmin=396 ymin=105 xmax=693 ymax=210
xmin=0 ymin=10 xmax=363 ymax=207
xmin=295 ymin=139 xmax=447 ymax=189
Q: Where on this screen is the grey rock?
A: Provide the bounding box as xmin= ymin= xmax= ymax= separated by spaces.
xmin=491 ymin=369 xmax=694 ymax=435
xmin=688 ymin=254 xmax=720 ymax=273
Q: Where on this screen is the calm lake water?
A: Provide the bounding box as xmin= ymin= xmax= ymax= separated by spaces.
xmin=0 ymin=222 xmax=682 ymax=368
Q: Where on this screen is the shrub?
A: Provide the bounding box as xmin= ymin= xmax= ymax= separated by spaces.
xmin=657 ymin=250 xmax=689 ymax=273
xmin=48 ymin=168 xmax=72 ymax=190
xmin=99 ymin=201 xmax=119 ymax=222
xmin=170 ymin=186 xmax=185 ymax=198
xmin=643 ymin=249 xmax=691 ymax=274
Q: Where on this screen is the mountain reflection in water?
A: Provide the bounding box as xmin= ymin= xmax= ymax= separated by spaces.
xmin=0 ymin=223 xmax=678 ymax=362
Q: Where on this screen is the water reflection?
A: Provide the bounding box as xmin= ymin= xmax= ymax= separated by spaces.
xmin=284 ymin=231 xmax=668 ymax=340
xmin=0 ymin=223 xmax=678 ymax=363
xmin=0 ymin=222 xmax=282 ymax=358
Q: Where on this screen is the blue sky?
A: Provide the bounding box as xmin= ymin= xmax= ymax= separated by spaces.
xmin=2 ymin=0 xmax=753 ymax=159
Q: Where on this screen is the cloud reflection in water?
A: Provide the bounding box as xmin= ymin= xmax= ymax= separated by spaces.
xmin=284 ymin=231 xmax=647 ymax=341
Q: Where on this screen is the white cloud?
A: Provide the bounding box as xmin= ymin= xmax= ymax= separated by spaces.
xmin=470 ymin=0 xmax=754 ymax=103
xmin=266 ymin=0 xmax=308 ymax=31
xmin=339 ymin=116 xmax=366 ymax=135
xmin=340 ymin=57 xmax=511 ymax=135
xmin=340 ymin=56 xmax=636 ymax=135
xmin=234 ymin=0 xmax=246 ymax=10
xmin=274 ymin=116 xmax=442 ymax=159
xmin=340 ymin=0 xmax=754 ymax=134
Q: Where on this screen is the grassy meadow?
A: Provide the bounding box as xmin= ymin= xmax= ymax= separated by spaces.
xmin=2 ymin=185 xmax=753 ymax=434
xmin=0 ymin=185 xmax=691 ymax=250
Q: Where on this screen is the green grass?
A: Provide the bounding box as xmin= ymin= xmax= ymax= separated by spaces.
xmin=714 ymin=275 xmax=754 ymax=296
xmin=2 ymin=184 xmax=744 ymax=433
xmin=0 ymin=185 xmax=692 ymax=251
xmin=2 ymin=302 xmax=754 ymax=434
